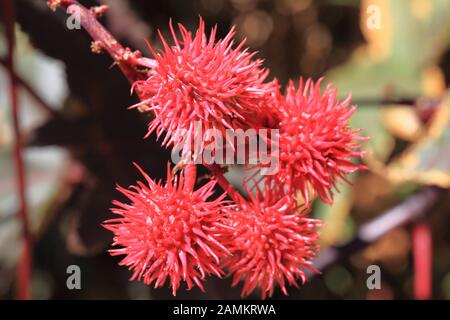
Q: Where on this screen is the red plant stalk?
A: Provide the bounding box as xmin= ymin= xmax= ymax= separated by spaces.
xmin=1 ymin=0 xmax=32 ymax=300
xmin=412 ymin=222 xmax=432 ymax=300
xmin=48 ymin=0 xmax=154 ymax=85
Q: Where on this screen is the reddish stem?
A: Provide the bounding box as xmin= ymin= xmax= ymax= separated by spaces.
xmin=412 ymin=221 xmax=432 ymax=300
xmin=1 ymin=0 xmax=32 ymax=300
xmin=47 ymin=0 xmax=154 ymax=84
xmin=183 ymin=163 xmax=197 ymax=192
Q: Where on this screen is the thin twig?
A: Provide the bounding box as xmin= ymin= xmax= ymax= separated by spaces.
xmin=1 ymin=0 xmax=32 ymax=300
xmin=47 ymin=0 xmax=155 ymax=84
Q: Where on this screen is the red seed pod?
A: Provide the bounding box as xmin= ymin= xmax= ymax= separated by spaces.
xmin=104 ymin=164 xmax=231 ymax=295
xmin=221 ymin=185 xmax=322 ymax=299
xmin=132 ymin=18 xmax=275 ymax=157
xmin=264 ymin=78 xmax=367 ymax=205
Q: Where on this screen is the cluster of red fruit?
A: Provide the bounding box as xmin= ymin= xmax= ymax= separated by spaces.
xmin=103 ymin=18 xmax=366 ymax=298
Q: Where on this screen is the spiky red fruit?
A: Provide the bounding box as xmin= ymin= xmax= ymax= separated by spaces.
xmin=265 ymin=78 xmax=366 ymax=205
xmin=133 ymin=18 xmax=274 ymax=156
xmin=222 ymin=187 xmax=322 ymax=299
xmin=104 ymin=164 xmax=230 ymax=295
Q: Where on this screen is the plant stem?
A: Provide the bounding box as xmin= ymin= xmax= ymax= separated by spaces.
xmin=47 ymin=0 xmax=154 ymax=84
xmin=412 ymin=221 xmax=432 ymax=300
xmin=183 ymin=163 xmax=197 ymax=192
xmin=1 ymin=0 xmax=32 ymax=300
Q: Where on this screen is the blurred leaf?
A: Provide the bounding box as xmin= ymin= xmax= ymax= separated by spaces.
xmin=442 ymin=272 xmax=450 ymax=300
xmin=0 ymin=108 xmax=11 ymax=148
xmin=360 ymin=0 xmax=450 ymax=66
xmin=314 ymin=181 xmax=355 ymax=247
xmin=319 ymin=0 xmax=450 ymax=242
xmin=387 ymin=94 xmax=450 ymax=187
xmin=382 ymin=105 xmax=424 ymax=141
xmin=350 ymin=105 xmax=394 ymax=163
xmin=327 ymin=0 xmax=450 ymax=163
xmin=324 ymin=266 xmax=353 ymax=296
